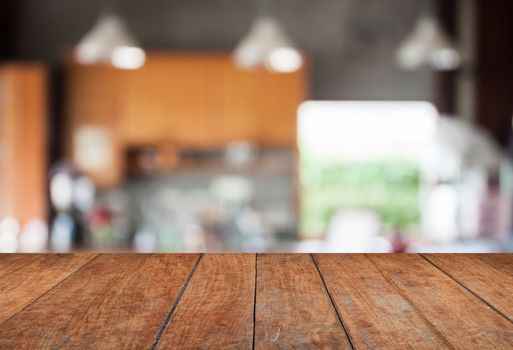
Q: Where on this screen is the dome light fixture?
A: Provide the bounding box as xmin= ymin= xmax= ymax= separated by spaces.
xmin=75 ymin=12 xmax=145 ymax=70
xmin=234 ymin=16 xmax=303 ymax=73
xmin=396 ymin=15 xmax=461 ymax=71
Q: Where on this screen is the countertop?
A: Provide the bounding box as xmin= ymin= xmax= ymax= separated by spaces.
xmin=1 ymin=254 xmax=513 ymax=349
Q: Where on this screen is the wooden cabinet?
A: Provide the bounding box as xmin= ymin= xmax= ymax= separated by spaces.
xmin=65 ymin=52 xmax=307 ymax=186
xmin=0 ymin=64 xmax=47 ymax=225
xmin=215 ymin=61 xmax=260 ymax=144
xmin=207 ymin=56 xmax=306 ymax=146
xmin=118 ymin=55 xmax=210 ymax=146
xmin=253 ymin=68 xmax=307 ymax=146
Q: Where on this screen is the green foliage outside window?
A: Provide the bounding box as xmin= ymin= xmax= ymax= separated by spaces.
xmin=300 ymin=148 xmax=421 ymax=238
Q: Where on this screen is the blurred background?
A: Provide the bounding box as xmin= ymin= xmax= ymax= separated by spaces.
xmin=1 ymin=0 xmax=513 ymax=253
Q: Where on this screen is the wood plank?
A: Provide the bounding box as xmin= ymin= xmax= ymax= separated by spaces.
xmin=423 ymin=254 xmax=513 ymax=322
xmin=255 ymin=254 xmax=352 ymax=349
xmin=0 ymin=254 xmax=199 ymax=349
xmin=0 ymin=253 xmax=96 ymax=323
xmin=157 ymin=254 xmax=255 ymax=349
xmin=314 ymin=254 xmax=451 ymax=349
xmin=367 ymin=254 xmax=513 ymax=348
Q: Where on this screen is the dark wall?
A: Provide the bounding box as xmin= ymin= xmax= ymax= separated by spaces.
xmin=0 ymin=2 xmax=21 ymax=58
xmin=8 ymin=0 xmax=434 ymax=100
xmin=475 ymin=0 xmax=513 ymax=146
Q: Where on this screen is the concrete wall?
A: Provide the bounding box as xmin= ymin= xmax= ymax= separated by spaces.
xmin=11 ymin=0 xmax=434 ymax=100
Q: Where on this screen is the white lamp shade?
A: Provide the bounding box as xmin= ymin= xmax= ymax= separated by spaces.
xmin=75 ymin=13 xmax=145 ymax=69
xmin=234 ymin=16 xmax=302 ymax=73
xmin=396 ymin=16 xmax=460 ymax=71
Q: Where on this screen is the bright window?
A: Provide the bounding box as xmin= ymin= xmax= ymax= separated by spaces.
xmin=298 ymin=101 xmax=439 ymax=238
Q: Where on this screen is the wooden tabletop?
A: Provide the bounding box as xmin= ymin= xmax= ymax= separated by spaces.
xmin=1 ymin=254 xmax=513 ymax=349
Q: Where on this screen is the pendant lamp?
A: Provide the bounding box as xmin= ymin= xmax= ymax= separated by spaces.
xmin=396 ymin=15 xmax=460 ymax=71
xmin=75 ymin=11 xmax=145 ymax=70
xmin=234 ymin=12 xmax=302 ymax=73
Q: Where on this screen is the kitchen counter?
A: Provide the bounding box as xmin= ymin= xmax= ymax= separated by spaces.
xmin=1 ymin=253 xmax=513 ymax=349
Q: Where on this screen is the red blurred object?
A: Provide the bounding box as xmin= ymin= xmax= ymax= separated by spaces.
xmin=86 ymin=207 xmax=114 ymax=227
xmin=391 ymin=231 xmax=409 ymax=253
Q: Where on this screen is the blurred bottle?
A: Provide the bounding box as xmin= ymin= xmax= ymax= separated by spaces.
xmin=183 ymin=223 xmax=207 ymax=252
xmin=19 ymin=219 xmax=48 ymax=252
xmin=391 ymin=229 xmax=408 ymax=253
xmin=134 ymin=227 xmax=159 ymax=252
xmin=0 ymin=216 xmax=20 ymax=253
xmin=422 ymin=181 xmax=459 ymax=242
xmin=50 ymin=213 xmax=76 ymax=252
xmin=49 ymin=161 xmax=97 ymax=251
xmin=86 ymin=207 xmax=115 ymax=248
xmin=478 ymin=172 xmax=512 ymax=242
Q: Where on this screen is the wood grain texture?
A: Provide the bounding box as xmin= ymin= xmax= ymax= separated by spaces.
xmin=368 ymin=254 xmax=513 ymax=349
xmin=0 ymin=253 xmax=96 ymax=324
xmin=2 ymin=253 xmax=513 ymax=349
xmin=157 ymin=254 xmax=255 ymax=349
xmin=314 ymin=254 xmax=451 ymax=349
xmin=0 ymin=254 xmax=199 ymax=349
xmin=255 ymin=254 xmax=352 ymax=349
xmin=424 ymin=254 xmax=513 ymax=322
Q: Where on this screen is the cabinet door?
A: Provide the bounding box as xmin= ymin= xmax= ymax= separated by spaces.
xmin=158 ymin=55 xmax=210 ymax=147
xmin=214 ymin=58 xmax=260 ymax=144
xmin=214 ymin=57 xmax=307 ymax=147
xmin=119 ymin=54 xmax=211 ymax=148
xmin=65 ymin=63 xmax=123 ymax=187
xmin=117 ymin=60 xmax=163 ymax=145
xmin=253 ymin=68 xmax=306 ymax=146
xmin=66 ymin=63 xmax=119 ymax=116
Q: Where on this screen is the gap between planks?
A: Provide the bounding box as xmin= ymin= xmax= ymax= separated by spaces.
xmin=310 ymin=254 xmax=355 ymax=349
xmin=0 ymin=253 xmax=100 ymax=327
xmin=252 ymin=253 xmax=258 ymax=350
xmin=419 ymin=253 xmax=513 ymax=326
xmin=150 ymin=254 xmax=204 ymax=349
